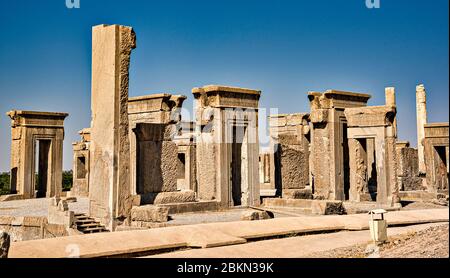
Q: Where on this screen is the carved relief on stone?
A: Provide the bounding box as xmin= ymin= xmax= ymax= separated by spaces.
xmin=355 ymin=146 xmax=367 ymax=195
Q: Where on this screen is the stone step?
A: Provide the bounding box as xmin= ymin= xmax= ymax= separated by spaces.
xmin=75 ymin=219 xmax=96 ymax=224
xmin=72 ymin=214 xmax=109 ymax=234
xmin=77 ymin=223 xmax=102 ymax=228
xmin=81 ymin=227 xmax=108 ymax=233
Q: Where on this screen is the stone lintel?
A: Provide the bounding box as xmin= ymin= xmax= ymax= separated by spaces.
xmin=308 ymin=90 xmax=371 ymax=110
xmin=344 ymin=105 xmax=396 ymax=127
xmin=192 ymin=85 xmax=261 ymax=96
xmin=396 ymin=141 xmax=410 ymax=149
xmin=193 ymin=85 xmax=261 ymax=109
xmin=128 ymin=93 xmax=187 ymax=114
xmin=7 ymin=110 xmax=69 ymax=128
xmin=6 ymin=110 xmax=69 ymax=118
xmin=424 ymin=122 xmax=449 ymax=139
xmin=268 ymin=113 xmax=310 ymax=127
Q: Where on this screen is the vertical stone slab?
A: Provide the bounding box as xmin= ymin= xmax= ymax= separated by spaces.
xmin=416 ymin=84 xmax=428 ymax=174
xmin=89 ymin=24 xmax=136 ymax=230
xmin=348 ymin=138 xmax=367 ymax=202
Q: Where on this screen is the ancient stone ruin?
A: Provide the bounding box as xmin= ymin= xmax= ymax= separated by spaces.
xmin=2 ymin=24 xmax=448 ymax=234
xmin=308 ymin=90 xmax=371 ymax=201
xmin=6 ymin=110 xmax=68 ymax=200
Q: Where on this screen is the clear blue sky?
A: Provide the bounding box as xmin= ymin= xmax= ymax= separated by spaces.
xmin=0 ymin=0 xmax=448 ymax=171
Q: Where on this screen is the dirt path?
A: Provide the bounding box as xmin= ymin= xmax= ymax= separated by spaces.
xmin=308 ymin=224 xmax=449 ymax=258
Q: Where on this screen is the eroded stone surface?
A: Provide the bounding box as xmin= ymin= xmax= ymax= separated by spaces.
xmin=0 ymin=232 xmax=10 ymax=258
xmin=89 ymin=24 xmax=136 ymax=231
xmin=423 ymin=123 xmax=449 ymax=193
xmin=241 ymin=210 xmax=272 ymax=221
xmin=130 ymin=205 xmax=169 ymax=223
xmin=6 ymin=110 xmax=68 ymax=199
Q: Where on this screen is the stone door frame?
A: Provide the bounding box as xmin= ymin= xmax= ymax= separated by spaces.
xmin=347 ymin=126 xmax=393 ymax=204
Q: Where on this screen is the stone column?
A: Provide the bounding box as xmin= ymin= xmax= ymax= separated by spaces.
xmin=416 ymin=84 xmax=428 ymax=174
xmin=89 ymin=24 xmax=136 ymax=231
xmin=385 ymin=87 xmax=397 ymax=138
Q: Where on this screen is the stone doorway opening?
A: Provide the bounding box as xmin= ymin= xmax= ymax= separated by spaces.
xmin=342 ymin=122 xmax=350 ymax=201
xmin=352 ymin=138 xmax=378 ymax=202
xmin=434 ymin=146 xmax=449 ymax=191
xmin=231 ymin=124 xmax=247 ymax=207
xmin=34 ymin=139 xmax=51 ymax=198
xmin=134 ymin=123 xmax=164 ymax=195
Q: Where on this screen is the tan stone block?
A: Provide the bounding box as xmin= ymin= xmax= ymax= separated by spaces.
xmin=130 ymin=205 xmax=169 ymax=222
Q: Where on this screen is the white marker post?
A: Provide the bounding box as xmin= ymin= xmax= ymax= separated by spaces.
xmin=368 ymin=209 xmax=388 ymax=244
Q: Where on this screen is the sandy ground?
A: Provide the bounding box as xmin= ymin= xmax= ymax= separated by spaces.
xmin=308 ymin=223 xmax=449 ymax=258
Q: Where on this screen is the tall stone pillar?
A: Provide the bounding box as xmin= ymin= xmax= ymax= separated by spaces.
xmin=416 ymin=84 xmax=428 ymax=174
xmin=385 ymin=87 xmax=397 ymax=138
xmin=89 ymin=24 xmax=136 ymax=231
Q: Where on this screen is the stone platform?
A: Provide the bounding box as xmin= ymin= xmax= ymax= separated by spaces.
xmin=8 ymin=208 xmax=448 ymax=258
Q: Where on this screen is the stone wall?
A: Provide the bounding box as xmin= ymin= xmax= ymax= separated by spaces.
xmin=268 ymin=113 xmax=311 ymax=198
xmin=0 ymin=216 xmax=68 ymax=242
xmin=396 ymin=142 xmax=423 ymax=191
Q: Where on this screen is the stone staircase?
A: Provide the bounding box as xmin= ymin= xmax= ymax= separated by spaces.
xmin=74 ymin=213 xmax=109 ymax=234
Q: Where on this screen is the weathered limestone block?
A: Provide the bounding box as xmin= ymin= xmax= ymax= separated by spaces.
xmin=137 ymin=190 xmax=197 ymax=205
xmin=47 ymin=198 xmax=74 ymax=227
xmin=278 ymin=144 xmax=309 ymax=190
xmin=153 ymin=191 xmax=196 ymax=204
xmin=311 ymin=200 xmax=345 ymax=215
xmin=282 ymin=189 xmax=313 ymax=199
xmin=0 ymin=232 xmax=10 ymax=258
xmin=129 ymin=221 xmax=168 ymax=229
xmin=196 ymin=141 xmax=217 ymax=200
xmin=396 ymin=144 xmax=424 ymax=191
xmin=130 ymin=205 xmax=169 ymax=223
xmin=268 ymin=113 xmax=310 ymax=197
xmin=241 ymin=210 xmax=272 ymax=221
